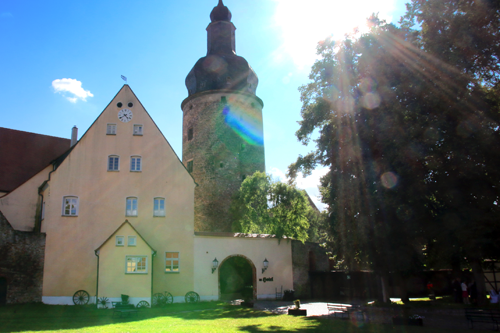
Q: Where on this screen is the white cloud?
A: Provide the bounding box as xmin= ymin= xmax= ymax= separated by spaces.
xmin=269 ymin=166 xmax=329 ymax=211
xmin=52 ymin=78 xmax=94 ymax=103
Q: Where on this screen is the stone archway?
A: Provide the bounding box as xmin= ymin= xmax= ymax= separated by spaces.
xmin=218 ymin=255 xmax=256 ymax=300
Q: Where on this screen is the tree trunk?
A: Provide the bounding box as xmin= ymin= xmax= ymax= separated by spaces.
xmin=378 ymin=273 xmax=390 ymax=303
xmin=470 ymin=256 xmax=487 ymax=307
xmin=397 ymin=274 xmax=410 ymax=304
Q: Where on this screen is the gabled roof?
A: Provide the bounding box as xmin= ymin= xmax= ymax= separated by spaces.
xmin=95 ymin=220 xmax=156 ymax=252
xmin=55 ymin=84 xmax=196 ymax=185
xmin=0 ymin=127 xmax=71 ymax=193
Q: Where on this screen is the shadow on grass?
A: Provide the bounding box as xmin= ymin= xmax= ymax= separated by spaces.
xmin=0 ymin=302 xmax=281 ymax=332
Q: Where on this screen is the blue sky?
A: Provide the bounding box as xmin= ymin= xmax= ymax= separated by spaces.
xmin=0 ymin=0 xmax=408 ymax=210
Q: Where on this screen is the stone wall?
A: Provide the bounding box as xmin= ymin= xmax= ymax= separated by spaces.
xmin=182 ymin=91 xmax=265 ymax=232
xmin=292 ymin=240 xmax=330 ymax=299
xmin=0 ymin=211 xmax=45 ymax=304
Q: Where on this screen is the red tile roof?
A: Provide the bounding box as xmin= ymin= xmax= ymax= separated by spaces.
xmin=0 ymin=127 xmax=70 ymax=193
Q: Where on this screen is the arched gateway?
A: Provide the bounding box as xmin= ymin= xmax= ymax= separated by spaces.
xmin=218 ymin=255 xmax=256 ymax=300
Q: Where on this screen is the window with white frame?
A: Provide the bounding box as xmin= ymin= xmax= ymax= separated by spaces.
xmin=107 ymin=124 xmax=117 ymax=135
xmin=165 ymin=252 xmax=179 ymax=273
xmin=62 ymin=196 xmax=78 ymax=216
xmin=108 ymin=155 xmax=119 ymax=171
xmin=126 ymin=197 xmax=138 ymax=216
xmin=125 ymin=256 xmax=147 ymax=274
xmin=116 ymin=236 xmax=124 ymax=246
xmin=133 ymin=124 xmax=143 ymax=136
xmin=154 ymin=197 xmax=165 ymax=217
xmin=130 ymin=156 xmax=142 ymax=172
xmin=128 ymin=236 xmax=137 ymax=246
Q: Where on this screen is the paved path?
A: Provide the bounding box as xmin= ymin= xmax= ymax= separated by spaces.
xmin=253 ymin=300 xmax=498 ymax=331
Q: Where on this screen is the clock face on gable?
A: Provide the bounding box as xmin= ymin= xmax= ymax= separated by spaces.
xmin=118 ymin=108 xmax=133 ymax=122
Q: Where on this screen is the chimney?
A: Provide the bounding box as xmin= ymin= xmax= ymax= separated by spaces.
xmin=71 ymin=126 xmax=78 ymax=147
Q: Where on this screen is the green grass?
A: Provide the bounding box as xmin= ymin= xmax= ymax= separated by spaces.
xmin=0 ymin=302 xmax=473 ymax=332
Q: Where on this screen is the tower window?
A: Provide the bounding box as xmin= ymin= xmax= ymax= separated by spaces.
xmin=221 ymin=96 xmax=227 ymax=104
xmin=188 ymin=128 xmax=193 ymax=141
xmin=187 ymin=160 xmax=193 ymax=173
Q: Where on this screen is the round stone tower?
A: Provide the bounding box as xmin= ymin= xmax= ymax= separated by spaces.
xmin=181 ymin=0 xmax=265 ymax=232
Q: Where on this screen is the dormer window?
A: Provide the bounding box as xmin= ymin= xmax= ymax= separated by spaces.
xmin=133 ymin=124 xmax=143 ymax=136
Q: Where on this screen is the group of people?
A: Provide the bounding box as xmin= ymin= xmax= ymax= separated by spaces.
xmin=452 ymin=278 xmax=478 ymax=304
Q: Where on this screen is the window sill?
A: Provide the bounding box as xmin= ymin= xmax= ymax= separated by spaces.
xmin=165 ymin=272 xmax=180 ymax=274
xmin=106 ymin=133 xmax=116 ymax=136
xmin=130 ymin=170 xmax=142 ymax=173
xmin=125 ymin=272 xmax=148 ymax=275
xmin=153 ymin=215 xmax=166 ymax=218
xmin=108 ymin=170 xmax=120 ymax=172
xmin=62 ymin=215 xmax=78 ymax=217
xmin=133 ymin=134 xmax=143 ymax=136
xmin=126 ymin=216 xmax=138 ymax=218
xmin=128 ymin=245 xmax=136 ymax=247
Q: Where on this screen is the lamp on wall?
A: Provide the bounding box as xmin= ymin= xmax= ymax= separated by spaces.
xmin=262 ymin=258 xmax=269 ymax=274
xmin=212 ymin=258 xmax=219 ymax=274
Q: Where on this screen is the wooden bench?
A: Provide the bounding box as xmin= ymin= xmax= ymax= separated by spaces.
xmin=465 ymin=308 xmax=500 ymax=330
xmin=112 ymin=301 xmax=138 ymax=318
xmin=327 ymin=303 xmax=360 ymax=319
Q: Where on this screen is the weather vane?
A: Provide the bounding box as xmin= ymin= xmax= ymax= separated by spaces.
xmin=121 ymin=75 xmax=127 ymax=83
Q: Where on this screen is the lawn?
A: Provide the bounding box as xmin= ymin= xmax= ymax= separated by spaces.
xmin=0 ymin=302 xmax=474 ymax=332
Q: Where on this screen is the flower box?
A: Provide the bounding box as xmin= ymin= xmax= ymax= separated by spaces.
xmin=288 ymin=309 xmax=307 ymax=316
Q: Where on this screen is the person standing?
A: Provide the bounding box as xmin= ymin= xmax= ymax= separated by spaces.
xmin=461 ymin=280 xmax=470 ymax=304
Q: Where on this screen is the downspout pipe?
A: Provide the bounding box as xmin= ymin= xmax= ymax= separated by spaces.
xmin=151 ymin=250 xmax=156 ymax=305
xmin=95 ymin=250 xmax=100 ymax=309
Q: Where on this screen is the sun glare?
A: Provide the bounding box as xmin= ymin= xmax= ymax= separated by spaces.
xmin=272 ymin=0 xmax=397 ymax=68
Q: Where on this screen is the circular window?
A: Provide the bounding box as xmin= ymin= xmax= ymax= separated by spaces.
xmin=117 ymin=102 xmax=123 ymax=108
xmin=128 ymin=102 xmax=133 ymax=107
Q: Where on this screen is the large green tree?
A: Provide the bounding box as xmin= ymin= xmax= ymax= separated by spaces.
xmin=230 ymin=171 xmax=311 ymax=242
xmin=289 ymin=0 xmax=500 ymax=304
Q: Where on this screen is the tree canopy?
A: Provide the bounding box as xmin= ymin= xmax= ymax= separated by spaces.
xmin=230 ymin=171 xmax=311 ymax=242
xmin=288 ymin=0 xmax=500 ymax=304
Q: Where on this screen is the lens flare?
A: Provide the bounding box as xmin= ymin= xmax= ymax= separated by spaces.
xmin=381 ymin=172 xmax=398 ymax=189
xmin=223 ymin=102 xmax=263 ymax=146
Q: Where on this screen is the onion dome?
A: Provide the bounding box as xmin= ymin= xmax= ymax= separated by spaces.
xmin=210 ymin=0 xmax=232 ymax=22
xmin=185 ymin=1 xmax=259 ymax=96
